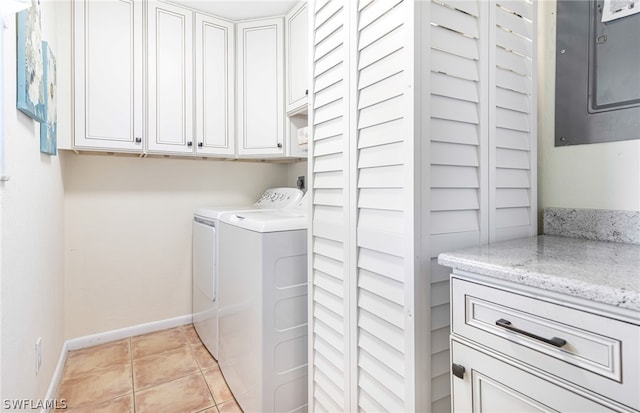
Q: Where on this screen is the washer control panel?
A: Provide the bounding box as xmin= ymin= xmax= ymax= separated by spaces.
xmin=254 ymin=188 xmax=304 ymax=209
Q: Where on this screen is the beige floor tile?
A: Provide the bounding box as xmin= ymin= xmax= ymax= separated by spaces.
xmin=191 ymin=343 xmax=218 ymax=370
xmin=216 ymin=400 xmax=243 ymax=413
xmin=196 ymin=407 xmax=219 ymax=413
xmin=57 ymin=363 xmax=132 ymax=409
xmin=202 ymin=367 xmax=233 ymax=405
xmin=63 ymin=339 xmax=131 ymax=380
xmin=183 ymin=324 xmax=204 ymax=347
xmin=65 ymin=393 xmax=133 ymax=413
xmin=135 ymin=373 xmax=214 ymax=413
xmin=133 ymin=346 xmax=199 ymax=390
xmin=131 ymin=327 xmax=188 ymax=359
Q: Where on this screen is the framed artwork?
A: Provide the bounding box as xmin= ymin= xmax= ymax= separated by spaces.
xmin=40 ymin=41 xmax=56 ymax=155
xmin=16 ymin=0 xmax=45 ymax=122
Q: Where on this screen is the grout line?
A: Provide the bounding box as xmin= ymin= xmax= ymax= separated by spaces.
xmin=130 ymin=337 xmax=136 ymax=413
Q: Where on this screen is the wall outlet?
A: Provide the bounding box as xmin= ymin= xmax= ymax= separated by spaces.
xmin=35 ymin=337 xmax=42 ymax=375
xmin=297 ymin=175 xmax=305 ymax=190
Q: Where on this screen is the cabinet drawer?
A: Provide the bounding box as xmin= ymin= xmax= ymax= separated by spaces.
xmin=452 ymin=277 xmax=640 ymax=410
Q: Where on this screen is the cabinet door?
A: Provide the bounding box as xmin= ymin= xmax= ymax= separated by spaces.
xmin=73 ymin=0 xmax=143 ymax=152
xmin=237 ymin=18 xmax=284 ymax=156
xmin=451 ymin=340 xmax=619 ymax=412
xmin=147 ymin=1 xmax=193 ymax=154
xmin=195 ymin=13 xmax=235 ymax=156
xmin=285 ymin=1 xmax=308 ymax=113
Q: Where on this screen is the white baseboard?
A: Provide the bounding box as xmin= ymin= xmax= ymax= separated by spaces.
xmin=65 ymin=314 xmax=193 ymax=351
xmin=41 ymin=314 xmax=193 ymax=413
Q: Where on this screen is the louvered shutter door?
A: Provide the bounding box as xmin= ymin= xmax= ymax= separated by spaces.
xmin=354 ymin=0 xmax=415 ymax=412
xmin=309 ymin=1 xmax=351 ymax=411
xmin=427 ymin=1 xmax=487 ymax=410
xmin=489 ymin=0 xmax=537 ymax=242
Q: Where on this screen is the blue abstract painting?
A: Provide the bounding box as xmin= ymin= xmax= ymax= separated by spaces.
xmin=40 ymin=41 xmax=56 ymax=155
xmin=16 ymin=0 xmax=45 ymax=122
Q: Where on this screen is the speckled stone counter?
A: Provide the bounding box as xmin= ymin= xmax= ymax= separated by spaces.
xmin=438 ymin=235 xmax=640 ymax=311
xmin=544 ymin=208 xmax=640 ymax=244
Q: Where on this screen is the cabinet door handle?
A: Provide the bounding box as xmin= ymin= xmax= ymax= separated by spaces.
xmin=198 ymin=142 xmax=203 ymax=147
xmin=305 ymin=89 xmax=309 ymax=96
xmin=187 ymin=141 xmax=193 ymax=147
xmin=452 ymin=363 xmax=465 ymax=379
xmin=277 ymin=143 xmax=283 ymax=148
xmin=135 ymin=137 xmax=142 ymax=143
xmin=496 ymin=319 xmax=567 ymax=348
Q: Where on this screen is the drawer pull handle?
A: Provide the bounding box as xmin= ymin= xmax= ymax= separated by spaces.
xmin=496 ymin=318 xmax=567 ymax=348
xmin=452 ymin=363 xmax=465 ymax=379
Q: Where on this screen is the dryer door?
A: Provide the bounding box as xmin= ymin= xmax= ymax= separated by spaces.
xmin=193 ymin=219 xmax=216 ymax=301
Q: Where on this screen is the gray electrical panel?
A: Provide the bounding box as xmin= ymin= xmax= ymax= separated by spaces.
xmin=555 ymin=0 xmax=640 ymax=146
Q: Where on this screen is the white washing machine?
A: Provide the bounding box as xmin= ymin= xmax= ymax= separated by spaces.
xmin=218 ymin=194 xmax=309 ymax=413
xmin=192 ymin=188 xmax=303 ymax=360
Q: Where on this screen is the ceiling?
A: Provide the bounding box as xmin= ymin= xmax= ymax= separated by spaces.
xmin=170 ymin=0 xmax=299 ymax=20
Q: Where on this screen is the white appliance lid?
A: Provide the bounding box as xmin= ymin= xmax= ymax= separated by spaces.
xmin=194 ymin=187 xmax=303 ymax=220
xmin=220 ymin=192 xmax=310 ymax=232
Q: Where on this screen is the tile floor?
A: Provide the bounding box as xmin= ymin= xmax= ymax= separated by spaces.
xmin=56 ymin=325 xmax=242 ymax=413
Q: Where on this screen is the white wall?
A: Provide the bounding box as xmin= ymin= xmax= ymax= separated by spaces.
xmin=63 ymin=153 xmax=288 ymax=339
xmin=286 ymin=160 xmax=307 ymax=190
xmin=1 ymin=0 xmax=66 ymax=403
xmin=537 ymin=1 xmax=640 ymax=213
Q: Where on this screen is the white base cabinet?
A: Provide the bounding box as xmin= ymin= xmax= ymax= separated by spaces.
xmin=450 ymin=274 xmax=640 ymax=412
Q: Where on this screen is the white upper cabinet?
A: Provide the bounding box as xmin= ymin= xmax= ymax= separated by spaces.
xmin=147 ymin=1 xmax=194 ymax=154
xmin=285 ymin=1 xmax=308 ymax=114
xmin=73 ymin=0 xmax=143 ymax=152
xmin=195 ymin=13 xmax=235 ymax=156
xmin=236 ymin=18 xmax=285 ymax=156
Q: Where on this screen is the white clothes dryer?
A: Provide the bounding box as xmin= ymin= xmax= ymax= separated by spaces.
xmin=192 ymin=188 xmax=303 ymax=360
xmin=218 ymin=194 xmax=309 ymax=413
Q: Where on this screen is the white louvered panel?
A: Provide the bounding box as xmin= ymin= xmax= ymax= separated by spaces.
xmin=431 ymin=2 xmax=479 ymax=38
xmin=495 ymin=207 xmax=530 ymax=228
xmin=314 ymin=254 xmax=344 ymax=284
xmin=358 ymin=165 xmax=404 ymax=188
xmin=496 ymin=87 xmax=529 ymax=113
xmin=430 ymin=210 xmax=480 ymax=235
xmin=431 ymin=326 xmax=450 ymax=353
xmin=358 ymin=0 xmax=402 ymax=30
xmin=496 ymin=67 xmax=530 ymax=94
xmin=358 ymin=351 xmax=405 ymax=401
xmin=315 ymin=117 xmax=342 ymax=141
xmin=359 ymin=5 xmax=403 ymax=50
xmin=438 ymin=0 xmax=480 ymax=17
xmin=358 ymin=268 xmax=404 ymax=305
xmin=430 ymin=118 xmax=479 ymax=145
xmin=358 ymin=50 xmax=404 ymax=91
xmin=314 ymin=301 xmax=345 ymax=341
xmin=314 ymin=100 xmax=343 ymax=125
xmin=496 ymin=147 xmax=530 ymax=169
xmin=315 ymin=0 xmax=331 ymax=14
xmin=358 ymin=248 xmax=404 ymax=283
xmin=313 ymin=236 xmax=344 ymax=260
xmin=431 ymin=303 xmax=450 ymax=331
xmin=315 ymin=63 xmax=345 ymax=93
xmin=359 ymin=0 xmax=374 ymax=11
xmin=358 ymin=188 xmax=404 ymax=211
xmin=496 ymin=47 xmax=531 ymax=76
xmin=315 ymin=270 xmax=345 ymax=298
xmin=315 ymin=10 xmax=342 ymax=43
xmin=496 ymin=107 xmax=530 ymax=132
xmin=358 ymin=72 xmax=404 ymax=110
xmin=314 ymin=188 xmax=344 ymax=207
xmin=430 ymin=49 xmax=479 ymax=81
xmin=358 ymin=95 xmax=405 ymax=129
xmin=496 ymin=4 xmax=532 ymax=38
xmin=358 ymin=329 xmax=405 ymax=376
xmin=358 ymin=288 xmax=405 ymax=329
xmin=314 ymin=205 xmax=345 ymax=224
xmin=358 ymin=26 xmax=403 ymax=69
xmin=431 ymin=72 xmax=479 ymax=104
xmin=431 ymin=280 xmax=450 ymax=307
xmin=313 ymin=224 xmax=344 ymax=243
xmin=315 ymin=26 xmax=344 ymax=62
xmin=313 ymin=171 xmax=343 ymax=189
xmin=493 ymin=225 xmax=532 ymax=242
xmin=498 ymin=0 xmax=533 ymax=21
xmin=431 ymin=26 xmax=479 ymax=61
xmin=358 ymin=308 xmax=404 ymax=353
xmin=315 ymin=0 xmax=342 ymax=29
xmin=359 ymin=208 xmax=403 ymax=234
xmin=314 ymin=333 xmax=346 ymax=374
xmin=495 ymin=168 xmax=530 ymax=188
xmin=357 ymin=229 xmax=404 ymax=258
xmin=495 ymin=128 xmax=530 ymax=151
xmin=431 ymin=165 xmax=479 ymax=188
xmin=315 ymin=50 xmax=344 ymax=84
xmin=431 ymin=188 xmax=480 ymax=211
xmin=314 ymin=153 xmax=343 ymax=173
xmin=431 ymin=373 xmax=451 ymax=405
xmin=314 ymin=135 xmax=343 ymax=157
xmin=358 ymin=118 xmax=405 ymax=148
xmin=496 ymin=27 xmax=532 ymax=57
xmin=313 ymin=362 xmax=345 ymax=411
xmin=430 ymin=232 xmax=481 ymax=257
xmin=495 ymin=188 xmax=530 ymax=208
xmin=358 ymin=141 xmax=404 ymax=168
xmin=432 ymin=349 xmax=449 ymax=377
xmin=431 ymin=142 xmax=479 ymax=167
xmin=432 ymin=396 xmax=451 ymax=413
xmin=358 ymin=370 xmax=404 ymax=412
xmin=430 ymin=95 xmax=479 ymax=125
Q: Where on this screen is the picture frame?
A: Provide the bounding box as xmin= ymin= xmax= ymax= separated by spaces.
xmin=40 ymin=41 xmax=56 ymax=155
xmin=16 ymin=0 xmax=45 ymax=122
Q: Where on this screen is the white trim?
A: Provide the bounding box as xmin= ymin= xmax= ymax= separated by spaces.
xmin=66 ymin=314 xmax=193 ymax=351
xmin=41 ymin=341 xmax=69 ymax=413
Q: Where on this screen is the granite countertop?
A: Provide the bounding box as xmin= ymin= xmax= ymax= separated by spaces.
xmin=438 ymin=235 xmax=640 ymax=311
